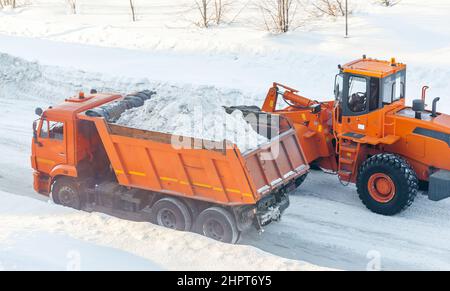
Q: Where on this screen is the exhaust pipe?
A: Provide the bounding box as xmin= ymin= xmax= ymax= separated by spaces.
xmin=431 ymin=97 xmax=440 ymax=118
xmin=422 ymin=86 xmax=429 ymax=103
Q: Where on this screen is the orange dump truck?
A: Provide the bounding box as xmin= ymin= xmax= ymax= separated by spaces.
xmin=31 ymin=91 xmax=309 ymax=243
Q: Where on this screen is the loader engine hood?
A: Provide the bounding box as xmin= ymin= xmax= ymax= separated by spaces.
xmin=397 ymin=108 xmax=450 ymax=145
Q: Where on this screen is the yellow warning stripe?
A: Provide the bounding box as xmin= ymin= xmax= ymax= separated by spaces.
xmin=115 ymin=169 xmax=146 ymax=177
xmin=113 ymin=171 xmax=253 ymax=198
xmin=36 ymin=158 xmax=55 ymax=165
xmin=129 ymin=171 xmax=146 ymax=177
xmin=193 ymin=182 xmax=212 ymax=189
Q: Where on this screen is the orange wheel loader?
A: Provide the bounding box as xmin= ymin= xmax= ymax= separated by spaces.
xmin=31 ymin=90 xmax=309 ymax=243
xmin=251 ymin=56 xmax=449 ymax=215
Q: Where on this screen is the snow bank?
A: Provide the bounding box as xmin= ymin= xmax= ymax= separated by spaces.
xmin=116 ymin=91 xmax=268 ymax=152
xmin=0 ymin=191 xmax=328 ymax=271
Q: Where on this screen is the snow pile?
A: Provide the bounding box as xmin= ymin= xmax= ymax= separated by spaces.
xmin=116 ymin=90 xmax=268 ymax=152
xmin=0 ymin=191 xmax=328 ymax=271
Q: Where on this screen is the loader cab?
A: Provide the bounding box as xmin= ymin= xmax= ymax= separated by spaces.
xmin=335 ymin=58 xmax=406 ymax=117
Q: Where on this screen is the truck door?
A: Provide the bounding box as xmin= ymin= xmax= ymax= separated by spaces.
xmin=35 ymin=118 xmax=67 ymax=174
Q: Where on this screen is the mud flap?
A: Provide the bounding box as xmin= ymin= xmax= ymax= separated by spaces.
xmin=428 ymin=170 xmax=450 ymax=201
xmin=255 ymin=193 xmax=290 ymax=227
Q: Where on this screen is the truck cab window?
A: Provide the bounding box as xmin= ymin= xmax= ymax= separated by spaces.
xmin=40 ymin=120 xmax=64 ymax=141
xmin=348 ymin=76 xmax=367 ymax=113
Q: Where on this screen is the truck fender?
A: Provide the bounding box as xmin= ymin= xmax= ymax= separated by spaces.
xmin=50 ymin=164 xmax=78 ymax=179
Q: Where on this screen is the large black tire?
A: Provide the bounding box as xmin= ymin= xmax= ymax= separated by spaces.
xmin=356 ymin=154 xmax=418 ymax=216
xmin=52 ymin=177 xmax=82 ymax=210
xmin=150 ymin=197 xmax=192 ymax=231
xmin=194 ymin=207 xmax=240 ymax=244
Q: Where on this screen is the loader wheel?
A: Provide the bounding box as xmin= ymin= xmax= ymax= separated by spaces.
xmin=357 ymin=154 xmax=418 ymax=216
xmin=52 ymin=178 xmax=82 ymax=210
xmin=194 ymin=207 xmax=240 ymax=244
xmin=150 ymin=198 xmax=192 ymax=231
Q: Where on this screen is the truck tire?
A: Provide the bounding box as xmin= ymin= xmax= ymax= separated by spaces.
xmin=356 ymin=154 xmax=418 ymax=216
xmin=194 ymin=207 xmax=240 ymax=244
xmin=52 ymin=177 xmax=82 ymax=210
xmin=150 ymin=197 xmax=192 ymax=231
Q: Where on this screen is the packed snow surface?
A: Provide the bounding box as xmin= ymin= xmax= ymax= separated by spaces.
xmin=116 ymin=91 xmax=268 ymax=152
xmin=0 ymin=191 xmax=326 ymax=271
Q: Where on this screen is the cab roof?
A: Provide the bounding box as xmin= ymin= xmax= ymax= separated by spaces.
xmin=43 ymin=93 xmax=122 ymax=120
xmin=342 ymin=57 xmax=406 ymax=78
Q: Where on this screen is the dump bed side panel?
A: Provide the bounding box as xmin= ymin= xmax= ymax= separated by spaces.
xmin=243 ymin=129 xmax=309 ymax=195
xmin=91 ymin=119 xmax=257 ymax=206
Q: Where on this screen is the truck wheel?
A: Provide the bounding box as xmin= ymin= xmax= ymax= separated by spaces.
xmin=52 ymin=178 xmax=82 ymax=210
xmin=356 ymin=154 xmax=418 ymax=216
xmin=150 ymin=197 xmax=192 ymax=231
xmin=194 ymin=207 xmax=240 ymax=244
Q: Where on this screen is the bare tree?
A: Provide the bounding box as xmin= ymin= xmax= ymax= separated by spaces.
xmin=312 ymin=0 xmax=346 ymax=17
xmin=194 ymin=0 xmax=231 ymax=27
xmin=257 ymin=0 xmax=302 ymax=33
xmin=0 ymin=0 xmax=17 ymax=8
xmin=379 ymin=0 xmax=401 ymax=7
xmin=67 ymin=0 xmax=77 ymax=14
xmin=129 ymin=0 xmax=136 ymax=22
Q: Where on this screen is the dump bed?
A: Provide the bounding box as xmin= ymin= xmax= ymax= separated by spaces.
xmin=79 ymin=114 xmax=308 ymax=206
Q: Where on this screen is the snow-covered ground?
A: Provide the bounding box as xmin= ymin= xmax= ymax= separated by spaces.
xmin=0 ymin=191 xmax=323 ymax=271
xmin=1 ymin=0 xmax=450 ymax=270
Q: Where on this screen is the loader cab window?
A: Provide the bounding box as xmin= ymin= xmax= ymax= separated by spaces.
xmin=334 ymin=73 xmax=344 ymax=102
xmin=40 ymin=119 xmax=64 ymax=141
xmin=369 ymin=77 xmax=380 ymax=111
xmin=347 ymin=76 xmax=367 ymax=113
xmin=382 ymin=70 xmax=406 ymax=104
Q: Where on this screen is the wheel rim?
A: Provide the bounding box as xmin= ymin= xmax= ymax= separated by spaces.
xmin=368 ymin=173 xmax=396 ymax=203
xmin=58 ymin=186 xmax=77 ymax=206
xmin=204 ymin=219 xmax=225 ymax=241
xmin=157 ymin=209 xmax=177 ymax=229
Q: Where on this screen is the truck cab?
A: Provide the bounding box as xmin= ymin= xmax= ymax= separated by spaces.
xmin=31 ymin=92 xmax=121 ymax=194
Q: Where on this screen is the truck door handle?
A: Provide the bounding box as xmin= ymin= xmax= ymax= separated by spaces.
xmin=58 ymin=153 xmax=66 ymax=156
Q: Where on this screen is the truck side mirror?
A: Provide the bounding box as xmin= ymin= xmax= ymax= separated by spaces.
xmin=35 ymin=107 xmax=43 ymax=116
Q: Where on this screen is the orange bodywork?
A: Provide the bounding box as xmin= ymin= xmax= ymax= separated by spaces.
xmin=342 ymin=57 xmax=406 ymax=78
xmin=31 ymin=92 xmax=309 ymax=207
xmin=262 ymin=58 xmax=450 ymax=183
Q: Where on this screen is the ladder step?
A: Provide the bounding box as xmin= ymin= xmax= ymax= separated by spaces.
xmin=340 ymin=158 xmax=354 ymax=165
xmin=341 ymin=145 xmax=357 ymax=153
xmin=338 ymin=170 xmax=352 ymax=179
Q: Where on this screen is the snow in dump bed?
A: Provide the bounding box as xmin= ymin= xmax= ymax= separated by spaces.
xmin=116 ymin=89 xmax=269 ymax=152
xmin=0 ymin=191 xmax=329 ymax=271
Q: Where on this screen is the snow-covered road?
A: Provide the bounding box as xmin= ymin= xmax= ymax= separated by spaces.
xmin=1 ymin=42 xmax=449 ymax=270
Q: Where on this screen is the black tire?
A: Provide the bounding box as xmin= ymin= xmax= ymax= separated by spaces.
xmin=194 ymin=207 xmax=240 ymax=244
xmin=150 ymin=197 xmax=192 ymax=231
xmin=356 ymin=154 xmax=418 ymax=216
xmin=52 ymin=177 xmax=82 ymax=210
